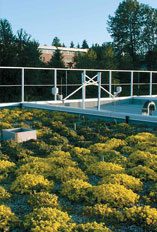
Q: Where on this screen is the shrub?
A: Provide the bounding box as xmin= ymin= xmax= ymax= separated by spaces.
xmin=148 ymin=183 xmax=157 ymax=203
xmin=24 ymin=207 xmax=75 ymax=232
xmin=54 ymin=166 xmax=88 ymax=182
xmin=61 ymin=179 xmax=92 ymax=202
xmin=71 ymin=147 xmax=91 ymax=156
xmin=125 ymin=205 xmax=157 ymax=230
xmin=74 ymin=222 xmax=112 ymax=232
xmin=0 ymin=205 xmax=18 ymax=231
xmin=16 ymin=161 xmax=52 ymax=177
xmin=146 ymin=159 xmax=157 ymax=172
xmin=48 ymin=156 xmax=76 ymax=168
xmin=94 ymin=150 xmax=127 ymax=164
xmin=0 ymin=122 xmax=12 ymax=129
xmin=0 ymin=160 xmax=15 ymax=173
xmin=0 ymin=186 xmax=11 ymax=199
xmin=100 ymin=173 xmax=143 ymax=192
xmin=112 ymin=123 xmax=134 ymax=133
xmin=121 ymin=145 xmax=135 ymax=156
xmin=90 ymin=138 xmax=126 ymax=154
xmin=126 ymin=132 xmax=157 ymax=145
xmin=1 ymin=140 xmax=27 ymax=160
xmin=127 ymin=165 xmax=157 ymax=181
xmin=87 ymin=161 xmax=124 ymax=177
xmin=128 ymin=150 xmax=157 ymax=167
xmin=11 ymin=174 xmax=53 ymax=194
xmin=84 ymin=204 xmax=116 ymax=219
xmin=28 ymin=192 xmax=58 ymax=208
xmin=0 ymin=152 xmax=9 ymax=161
xmin=70 ymin=147 xmax=98 ymax=169
xmin=0 ymin=175 xmax=5 ymax=182
xmin=80 ymin=137 xmax=126 ymax=164
xmin=93 ymin=183 xmax=139 ymax=207
xmin=146 ymin=146 xmax=157 ymax=155
xmin=84 ymin=203 xmax=125 ymax=225
xmin=19 ymin=155 xmax=44 ymax=164
xmin=18 ymin=155 xmax=78 ymax=179
xmin=49 ymin=150 xmax=72 ymax=159
xmin=49 ymin=132 xmax=69 ymax=146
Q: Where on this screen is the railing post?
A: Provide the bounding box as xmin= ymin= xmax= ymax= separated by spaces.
xmin=65 ymin=70 xmax=68 ymax=97
xmin=130 ymin=71 xmax=134 ymax=96
xmin=82 ymin=70 xmax=86 ymax=109
xmin=149 ymin=71 xmax=152 ymax=96
xmin=97 ymin=72 xmax=101 ymax=111
xmin=21 ymin=68 xmax=25 ymax=102
xmin=109 ymin=71 xmax=112 ymax=97
xmin=54 ymin=69 xmax=57 ymax=101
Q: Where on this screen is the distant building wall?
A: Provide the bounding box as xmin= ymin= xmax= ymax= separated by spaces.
xmin=38 ymin=45 xmax=88 ymax=67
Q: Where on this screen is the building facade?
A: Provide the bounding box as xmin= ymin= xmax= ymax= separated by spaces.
xmin=39 ymin=45 xmax=88 ymax=68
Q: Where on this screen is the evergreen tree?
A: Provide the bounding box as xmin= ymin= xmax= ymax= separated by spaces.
xmin=0 ymin=18 xmax=43 ymax=102
xmin=81 ymin=40 xmax=89 ymax=49
xmin=74 ymin=49 xmax=97 ymax=68
xmin=0 ymin=19 xmax=16 ymax=66
xmin=70 ymin=41 xmax=74 ymax=48
xmin=52 ymin=37 xmax=61 ymax=47
xmin=15 ymin=28 xmax=41 ymax=67
xmin=94 ymin=42 xmax=117 ymax=69
xmin=48 ymin=49 xmax=65 ymax=68
xmin=0 ymin=19 xmax=41 ymax=67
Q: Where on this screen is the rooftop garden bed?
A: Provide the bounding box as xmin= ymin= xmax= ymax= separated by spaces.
xmin=0 ymin=108 xmax=157 ymax=231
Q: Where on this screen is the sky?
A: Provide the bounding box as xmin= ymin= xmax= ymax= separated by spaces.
xmin=0 ymin=0 xmax=157 ymax=47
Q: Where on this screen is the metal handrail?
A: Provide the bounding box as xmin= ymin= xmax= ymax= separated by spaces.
xmin=0 ymin=66 xmax=156 ymax=104
xmin=0 ymin=66 xmax=157 ymax=73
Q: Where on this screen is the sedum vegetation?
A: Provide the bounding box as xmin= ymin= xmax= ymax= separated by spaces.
xmin=0 ymin=108 xmax=157 ymax=231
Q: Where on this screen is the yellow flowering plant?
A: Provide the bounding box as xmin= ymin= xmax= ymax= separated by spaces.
xmin=93 ymin=183 xmax=139 ymax=207
xmin=11 ymin=173 xmax=53 ymax=194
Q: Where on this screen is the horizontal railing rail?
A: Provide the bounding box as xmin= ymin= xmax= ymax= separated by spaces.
xmin=0 ymin=66 xmax=157 ymax=104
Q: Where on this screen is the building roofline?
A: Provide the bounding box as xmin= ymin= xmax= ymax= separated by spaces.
xmin=39 ymin=45 xmax=88 ymax=53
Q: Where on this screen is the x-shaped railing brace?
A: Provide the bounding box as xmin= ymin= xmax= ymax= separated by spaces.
xmin=63 ymin=72 xmax=114 ymax=102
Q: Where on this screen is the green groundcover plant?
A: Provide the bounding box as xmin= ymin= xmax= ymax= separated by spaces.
xmin=0 ymin=108 xmax=157 ymax=231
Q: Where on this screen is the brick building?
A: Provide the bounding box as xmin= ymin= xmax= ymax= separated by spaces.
xmin=39 ymin=45 xmax=88 ymax=68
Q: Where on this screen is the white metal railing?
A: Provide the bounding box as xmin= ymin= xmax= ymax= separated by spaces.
xmin=0 ymin=66 xmax=157 ymax=105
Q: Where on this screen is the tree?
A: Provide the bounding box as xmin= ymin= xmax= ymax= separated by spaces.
xmin=48 ymin=49 xmax=65 ymax=68
xmin=15 ymin=28 xmax=41 ymax=66
xmin=145 ymin=47 xmax=157 ymax=70
xmin=0 ymin=19 xmax=15 ymax=66
xmin=70 ymin=41 xmax=74 ymax=48
xmin=140 ymin=5 xmax=157 ymax=53
xmin=0 ymin=19 xmax=41 ymax=67
xmin=92 ymin=42 xmax=117 ymax=69
xmin=108 ymin=0 xmax=157 ymax=69
xmin=51 ymin=36 xmax=61 ymax=47
xmin=81 ymin=39 xmax=89 ymax=48
xmin=0 ymin=19 xmax=43 ymax=102
xmin=108 ymin=0 xmax=142 ymax=69
xmin=74 ymin=49 xmax=97 ymax=68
